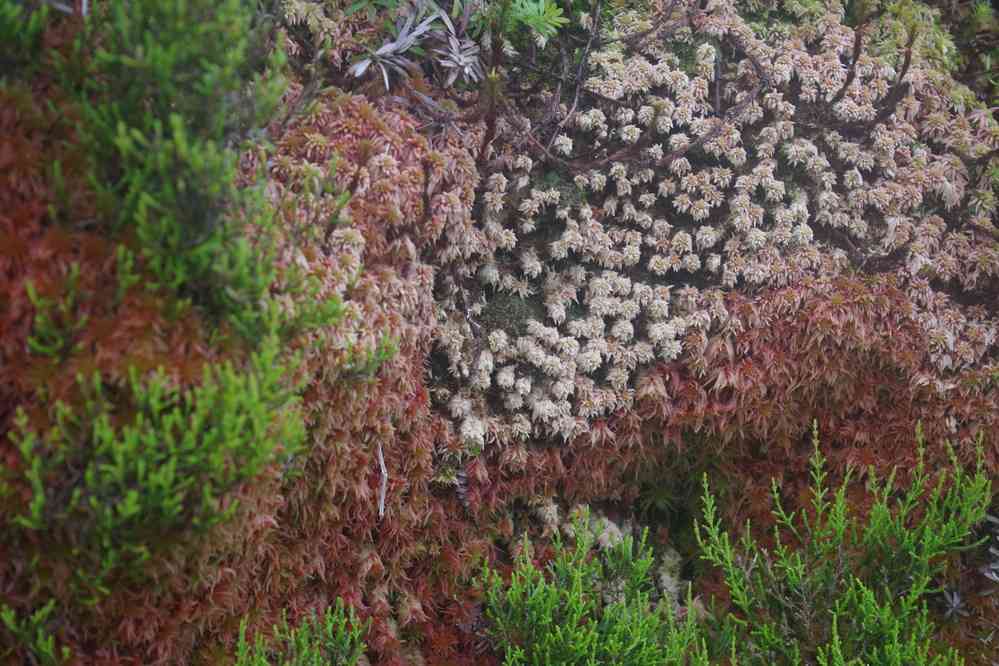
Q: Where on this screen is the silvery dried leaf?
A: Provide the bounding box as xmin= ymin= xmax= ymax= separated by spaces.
xmin=350 ymin=58 xmax=372 ymax=78
xmin=433 ymin=33 xmax=483 ymax=86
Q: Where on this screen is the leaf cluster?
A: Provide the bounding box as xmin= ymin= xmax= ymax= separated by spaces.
xmin=347 ymin=0 xmax=575 ymax=90
xmin=505 ymin=0 xmax=570 ymax=43
xmin=482 ymin=509 xmax=710 ymax=665
xmin=235 ymin=599 xmax=369 ymax=666
xmin=695 ymin=424 xmax=991 ymax=664
xmin=350 ymin=0 xmax=485 ymax=89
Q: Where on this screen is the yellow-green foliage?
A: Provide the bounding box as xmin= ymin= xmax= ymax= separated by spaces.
xmin=483 ymin=428 xmax=990 ymax=664
xmin=234 ymin=600 xmax=368 ymax=666
xmin=696 ymin=426 xmax=991 ymax=664
xmin=482 ymin=509 xmax=710 ymax=665
xmin=2 ymin=336 xmax=305 ymax=600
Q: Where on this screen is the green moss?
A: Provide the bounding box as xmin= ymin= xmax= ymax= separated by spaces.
xmin=479 ymin=290 xmax=547 ymax=337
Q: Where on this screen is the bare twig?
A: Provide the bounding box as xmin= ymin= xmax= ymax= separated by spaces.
xmin=714 ymin=44 xmax=722 ymax=114
xmin=829 ymin=23 xmax=866 ymax=106
xmin=894 ymin=24 xmax=917 ymax=91
xmin=865 ymin=25 xmax=917 ymax=130
xmin=553 ymin=0 xmax=604 ymax=135
xmin=376 ymin=441 xmax=388 ymax=520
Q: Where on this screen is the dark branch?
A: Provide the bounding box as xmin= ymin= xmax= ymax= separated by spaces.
xmin=862 ymin=25 xmax=917 ymax=133
xmin=829 ymin=21 xmax=866 ymax=106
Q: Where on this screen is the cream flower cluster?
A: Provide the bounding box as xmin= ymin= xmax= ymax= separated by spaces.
xmin=430 ymin=0 xmax=999 ymax=446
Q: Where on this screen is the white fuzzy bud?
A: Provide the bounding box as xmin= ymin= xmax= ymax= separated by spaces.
xmin=460 ymin=416 xmax=486 ymax=449
xmin=488 ymin=329 xmax=509 ymax=353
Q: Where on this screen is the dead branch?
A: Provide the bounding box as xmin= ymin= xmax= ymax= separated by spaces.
xmin=829 ymin=22 xmax=867 ymax=106
xmin=865 ymin=25 xmax=917 ymax=131
xmin=376 ymin=440 xmax=388 ymax=520
xmin=551 ymin=0 xmax=605 ymax=140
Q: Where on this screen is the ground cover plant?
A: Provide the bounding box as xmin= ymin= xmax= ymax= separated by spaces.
xmin=234 ymin=599 xmax=369 ymax=666
xmin=483 ymin=429 xmax=991 ymax=664
xmin=1 ymin=0 xmax=998 ymax=663
xmin=482 ymin=508 xmax=711 ymax=665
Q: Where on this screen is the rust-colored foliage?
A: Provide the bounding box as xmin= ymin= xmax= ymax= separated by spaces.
xmin=592 ymin=276 xmax=999 ymax=526
xmin=213 ymin=85 xmax=642 ymax=665
xmin=0 ymin=25 xmax=556 ymax=660
xmin=87 ymin=88 xmax=497 ymax=665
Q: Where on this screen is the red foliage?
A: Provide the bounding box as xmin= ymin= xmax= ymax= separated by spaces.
xmin=615 ymin=275 xmax=999 ymax=527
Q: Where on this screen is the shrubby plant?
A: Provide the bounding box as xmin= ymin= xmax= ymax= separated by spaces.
xmin=482 ymin=508 xmax=710 ymax=665
xmin=0 ymin=0 xmax=349 ymax=661
xmin=695 ymin=425 xmax=991 ymax=664
xmin=483 ymin=428 xmax=991 ymax=664
xmin=2 ymin=336 xmax=304 ymax=599
xmin=66 ymin=0 xmax=341 ymax=341
xmin=234 ymin=600 xmax=368 ymax=666
xmin=0 ymin=0 xmax=51 ymax=75
xmin=0 ymin=601 xmax=70 ymax=666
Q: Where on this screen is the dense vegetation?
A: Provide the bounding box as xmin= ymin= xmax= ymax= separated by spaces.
xmin=1 ymin=0 xmax=997 ymax=663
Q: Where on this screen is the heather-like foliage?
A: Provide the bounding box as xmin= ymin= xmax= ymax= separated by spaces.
xmin=234 ymin=600 xmax=369 ymax=666
xmin=696 ymin=426 xmax=991 ymax=663
xmin=0 ymin=2 xmax=346 ymax=662
xmin=0 ymin=601 xmax=69 ymax=666
xmin=2 ymin=336 xmax=303 ymax=600
xmin=67 ymin=0 xmax=341 ymax=341
xmin=0 ymin=0 xmax=50 ymax=75
xmin=482 ymin=509 xmax=710 ymax=665
xmin=484 ymin=431 xmax=989 ymax=664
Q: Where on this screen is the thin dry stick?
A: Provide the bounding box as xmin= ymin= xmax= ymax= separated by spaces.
xmin=376 ymin=441 xmax=388 ymax=520
xmin=549 ymin=0 xmax=604 ymax=143
xmin=864 ymin=25 xmax=917 ymax=132
xmin=829 ymin=22 xmax=867 ymax=106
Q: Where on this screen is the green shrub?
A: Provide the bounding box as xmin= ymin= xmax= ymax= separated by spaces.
xmin=61 ymin=0 xmax=339 ymax=341
xmin=0 ymin=1 xmax=362 ymax=660
xmin=481 ymin=510 xmax=710 ymax=665
xmin=0 ymin=0 xmax=50 ymax=77
xmin=235 ymin=600 xmax=368 ymax=666
xmin=482 ymin=426 xmax=990 ymax=664
xmin=696 ymin=424 xmax=991 ymax=665
xmin=0 ymin=601 xmax=70 ymax=666
xmin=1 ymin=336 xmax=304 ymax=600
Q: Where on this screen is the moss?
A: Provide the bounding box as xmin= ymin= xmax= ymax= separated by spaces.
xmin=479 ymin=290 xmax=547 ymax=337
